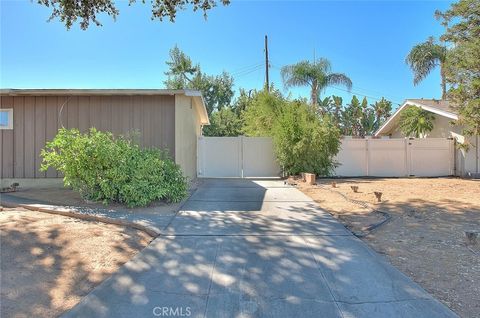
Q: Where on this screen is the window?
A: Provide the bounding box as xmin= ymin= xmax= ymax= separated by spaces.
xmin=0 ymin=109 xmax=13 ymax=129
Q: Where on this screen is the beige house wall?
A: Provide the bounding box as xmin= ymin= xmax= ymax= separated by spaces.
xmin=0 ymin=95 xmax=175 ymax=179
xmin=174 ymin=95 xmax=202 ymax=180
xmin=389 ymin=113 xmax=462 ymax=138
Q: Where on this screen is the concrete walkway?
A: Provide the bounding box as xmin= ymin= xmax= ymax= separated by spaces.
xmin=57 ymin=179 xmax=456 ymax=317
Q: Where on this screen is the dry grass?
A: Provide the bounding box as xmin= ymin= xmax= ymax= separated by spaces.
xmin=0 ymin=208 xmax=152 ymax=318
xmin=297 ymin=177 xmax=480 ymax=318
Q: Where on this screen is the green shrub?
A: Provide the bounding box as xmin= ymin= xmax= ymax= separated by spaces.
xmin=41 ymin=128 xmax=188 ymax=207
xmin=271 ymin=101 xmax=341 ymax=176
xmin=242 ymin=93 xmax=341 ymax=176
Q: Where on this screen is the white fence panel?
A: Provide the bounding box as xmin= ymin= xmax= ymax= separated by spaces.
xmin=334 ymin=139 xmax=367 ymax=176
xmin=409 ymin=138 xmax=453 ymax=176
xmin=198 ymin=136 xmax=280 ymax=178
xmin=368 ymin=139 xmax=407 ymax=177
xmin=198 ymin=137 xmax=241 ymax=177
xmin=242 ymin=137 xmax=281 ymax=177
xmin=335 ymin=138 xmax=453 ymax=177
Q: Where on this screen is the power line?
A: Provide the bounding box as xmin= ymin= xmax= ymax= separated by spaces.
xmin=231 ymin=62 xmax=264 ymax=75
xmin=231 ymin=63 xmax=264 ymax=77
xmin=235 ymin=65 xmax=264 ymax=78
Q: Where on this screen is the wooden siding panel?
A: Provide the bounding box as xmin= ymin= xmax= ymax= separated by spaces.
xmin=13 ymin=97 xmax=24 ymax=177
xmin=1 ymin=94 xmax=177 ymax=179
xmin=57 ymin=96 xmax=68 ymax=130
xmin=143 ymin=96 xmax=153 ymax=148
xmin=23 ymin=97 xmax=36 ymax=178
xmin=67 ymin=96 xmax=79 ymax=129
xmin=132 ymin=96 xmax=143 ymax=146
xmin=1 ymin=96 xmax=14 ymax=178
xmin=78 ymin=96 xmax=90 ymax=132
xmin=45 ymin=97 xmax=59 ymax=177
xmin=89 ymin=96 xmax=102 ymax=129
xmin=34 ymin=97 xmax=46 ymax=178
xmin=100 ymin=96 xmax=112 ymax=132
xmin=162 ymin=95 xmax=175 ymax=158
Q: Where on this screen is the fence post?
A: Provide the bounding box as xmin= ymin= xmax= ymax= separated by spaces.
xmin=404 ymin=138 xmax=408 ymax=176
xmin=365 ymin=138 xmax=369 ymax=177
xmin=240 ymin=136 xmax=244 ymax=178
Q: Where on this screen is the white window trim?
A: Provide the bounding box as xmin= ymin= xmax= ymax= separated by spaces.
xmin=0 ymin=108 xmax=13 ymax=130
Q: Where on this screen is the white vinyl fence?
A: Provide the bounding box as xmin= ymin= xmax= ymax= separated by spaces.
xmin=197 ymin=136 xmax=454 ymax=178
xmin=197 ymin=136 xmax=281 ymax=178
xmin=334 ymin=138 xmax=454 ymax=177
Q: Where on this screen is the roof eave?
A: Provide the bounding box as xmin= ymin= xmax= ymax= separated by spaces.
xmin=374 ymin=99 xmax=458 ymax=136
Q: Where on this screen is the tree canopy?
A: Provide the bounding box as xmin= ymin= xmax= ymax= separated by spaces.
xmin=164 ymin=46 xmax=234 ymax=115
xmin=36 ymin=0 xmax=230 ymax=30
xmin=405 ymin=37 xmax=447 ymax=99
xmin=281 ymin=59 xmax=352 ymax=107
xmin=399 ymin=106 xmax=435 ymax=138
xmin=436 ymin=0 xmax=480 ymax=138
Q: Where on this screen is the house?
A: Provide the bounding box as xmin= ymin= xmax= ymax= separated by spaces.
xmin=375 ymin=98 xmax=479 ymax=176
xmin=0 ymin=89 xmax=210 ymax=186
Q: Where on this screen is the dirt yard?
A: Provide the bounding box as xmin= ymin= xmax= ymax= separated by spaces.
xmin=296 ymin=177 xmax=480 ymax=318
xmin=0 ymin=208 xmax=152 ymax=318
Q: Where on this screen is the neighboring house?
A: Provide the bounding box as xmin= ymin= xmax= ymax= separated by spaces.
xmin=375 ymin=98 xmax=479 ymax=176
xmin=0 ymin=89 xmax=210 ymax=186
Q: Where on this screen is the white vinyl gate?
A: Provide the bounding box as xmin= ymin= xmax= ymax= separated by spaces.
xmin=197 ymin=136 xmax=281 ymax=178
xmin=334 ymin=138 xmax=454 ymax=177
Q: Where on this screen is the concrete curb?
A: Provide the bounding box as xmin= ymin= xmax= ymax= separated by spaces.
xmin=1 ymin=201 xmax=160 ymax=237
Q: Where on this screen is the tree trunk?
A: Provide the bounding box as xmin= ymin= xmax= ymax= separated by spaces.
xmin=311 ymin=81 xmax=318 ymax=107
xmin=440 ymin=62 xmax=447 ymax=100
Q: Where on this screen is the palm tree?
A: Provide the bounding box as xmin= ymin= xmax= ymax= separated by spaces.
xmin=405 ymin=37 xmax=447 ymax=100
xmin=281 ymin=58 xmax=352 ymax=107
xmin=399 ymin=106 xmax=435 ymax=138
xmin=371 ymin=97 xmax=392 ymax=130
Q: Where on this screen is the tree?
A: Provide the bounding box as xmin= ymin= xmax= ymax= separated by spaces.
xmin=317 ymin=96 xmax=333 ymax=116
xmin=36 ymin=0 xmax=230 ymax=30
xmin=281 ymin=58 xmax=352 ymax=107
xmin=342 ymin=96 xmax=363 ymax=136
xmin=331 ymin=95 xmax=343 ymax=126
xmin=271 ymin=101 xmax=341 ymax=176
xmin=164 ymin=46 xmax=234 ymax=115
xmin=399 ymin=106 xmax=435 ymax=138
xmin=242 ymin=91 xmax=341 ymax=175
xmin=242 ymin=88 xmax=286 ymax=137
xmin=405 ymin=37 xmax=448 ymax=99
xmin=371 ymin=97 xmax=393 ymax=130
xmin=360 ymin=97 xmax=376 ymax=136
xmin=203 ymin=107 xmax=243 ymax=136
xmin=436 ymin=0 xmax=480 ymax=141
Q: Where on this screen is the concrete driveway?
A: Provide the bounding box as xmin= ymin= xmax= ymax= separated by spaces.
xmin=64 ymin=179 xmax=457 ymax=318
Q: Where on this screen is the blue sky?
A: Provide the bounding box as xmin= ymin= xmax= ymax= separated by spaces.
xmin=1 ymin=0 xmax=452 ymax=108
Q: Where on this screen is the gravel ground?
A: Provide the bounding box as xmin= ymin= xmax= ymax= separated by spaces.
xmin=297 ymin=177 xmax=480 ymax=318
xmin=0 ymin=208 xmax=152 ymax=318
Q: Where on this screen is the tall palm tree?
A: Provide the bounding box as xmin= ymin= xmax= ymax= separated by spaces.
xmin=405 ymin=37 xmax=448 ymax=100
xmin=281 ymin=58 xmax=352 ymax=107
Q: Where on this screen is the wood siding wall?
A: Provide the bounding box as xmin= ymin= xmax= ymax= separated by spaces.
xmin=0 ymin=95 xmax=175 ymax=178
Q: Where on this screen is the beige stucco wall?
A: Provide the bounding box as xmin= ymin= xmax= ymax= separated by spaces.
xmin=175 ymin=95 xmax=202 ymax=180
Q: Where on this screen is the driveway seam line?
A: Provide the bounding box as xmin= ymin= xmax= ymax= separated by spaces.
xmin=203 ymin=241 xmax=220 ymax=318
xmin=302 ymin=236 xmax=346 ymax=318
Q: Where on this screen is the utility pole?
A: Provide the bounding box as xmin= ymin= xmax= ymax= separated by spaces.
xmin=265 ymin=35 xmax=269 ymax=92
